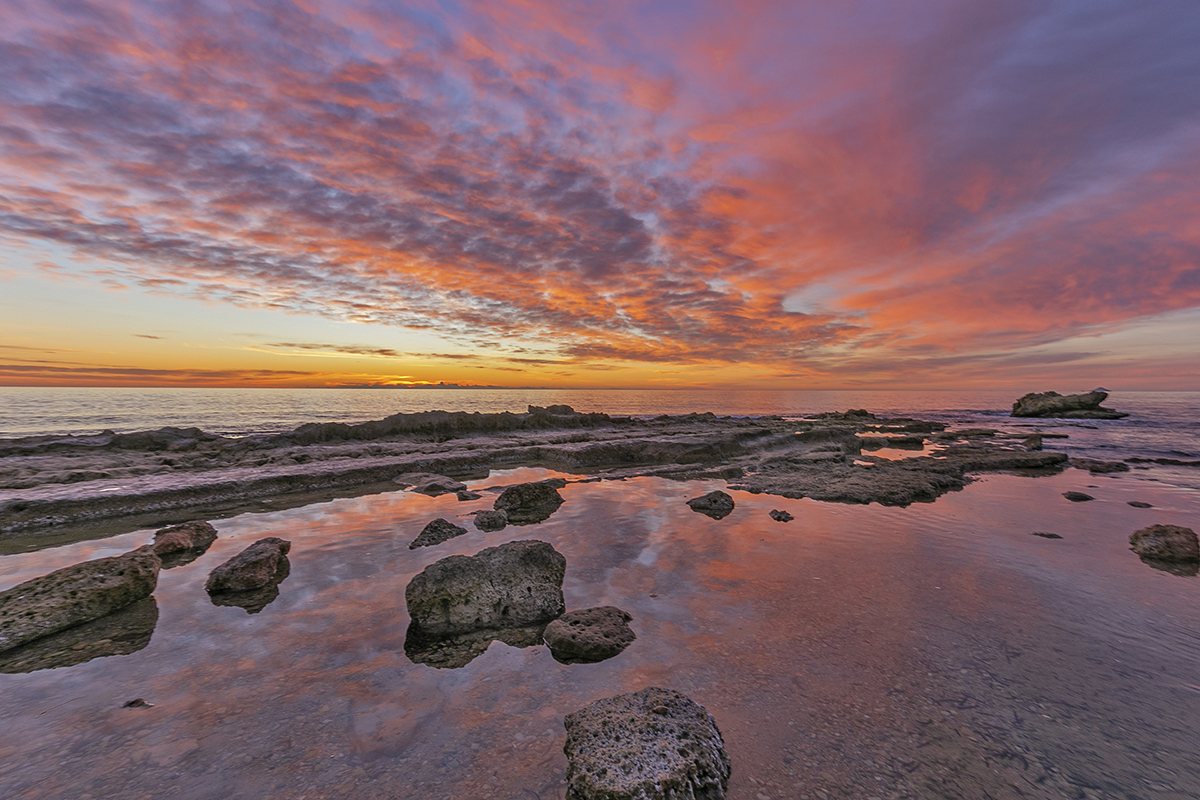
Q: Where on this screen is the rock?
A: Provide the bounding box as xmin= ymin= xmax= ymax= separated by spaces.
xmin=404 ymin=623 xmax=548 ymax=669
xmin=204 ymin=537 xmax=292 ymax=594
xmin=0 ymin=597 xmax=158 ymax=674
xmin=456 ymin=490 xmax=482 ymax=501
xmin=769 ymin=509 xmax=794 ymax=522
xmin=563 ymin=687 xmax=731 ymax=800
xmin=544 ymin=606 xmax=636 ymax=664
xmin=1128 ymin=501 xmax=1153 ymax=508
xmin=1011 ymin=391 xmax=1128 ymax=419
xmin=152 ymin=520 xmax=218 ymax=566
xmin=686 ymin=490 xmax=735 ymax=519
xmin=1032 ymin=532 xmax=1063 ymax=539
xmin=530 ymin=404 xmax=577 ymax=415
xmin=1129 ymin=524 xmax=1199 ymax=563
xmin=209 ymin=559 xmax=290 ymax=614
xmin=409 ymin=518 xmax=468 ymax=549
xmin=1063 ymin=491 xmax=1094 ymax=502
xmin=396 ymin=473 xmax=467 ymax=496
xmin=858 ymin=435 xmax=924 ymax=451
xmin=1070 ymin=457 xmax=1130 ymax=474
xmin=405 ymin=539 xmax=566 ymax=637
xmin=0 ymin=546 xmax=161 ymax=654
xmin=122 ymin=698 xmax=153 ymax=708
xmin=493 ymin=480 xmax=565 ymax=525
xmin=1023 ymin=434 xmax=1044 ymax=450
xmin=473 ymin=509 xmax=508 ymax=532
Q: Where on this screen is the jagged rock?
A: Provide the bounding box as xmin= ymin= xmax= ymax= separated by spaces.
xmin=0 ymin=546 xmax=161 ymax=654
xmin=404 ymin=623 xmax=548 ymax=669
xmin=686 ymin=490 xmax=735 ymax=519
xmin=1063 ymin=491 xmax=1094 ymax=502
xmin=473 ymin=509 xmax=508 ymax=532
xmin=405 ymin=539 xmax=566 ymax=637
xmin=209 ymin=559 xmax=290 ymax=613
xmin=493 ymin=480 xmax=565 ymax=525
xmin=1128 ymin=501 xmax=1153 ymax=508
xmin=563 ymin=687 xmax=731 ymax=800
xmin=409 ymin=518 xmax=468 ymax=549
xmin=769 ymin=509 xmax=794 ymax=522
xmin=1129 ymin=524 xmax=1199 ymax=563
xmin=544 ymin=606 xmax=636 ymax=664
xmin=0 ymin=597 xmax=158 ymax=673
xmin=1011 ymin=391 xmax=1128 ymax=419
xmin=204 ymin=537 xmax=292 ymax=594
xmin=396 ymin=473 xmax=467 ymax=496
xmin=152 ymin=520 xmax=218 ymax=561
xmin=1070 ymin=457 xmax=1130 ymax=474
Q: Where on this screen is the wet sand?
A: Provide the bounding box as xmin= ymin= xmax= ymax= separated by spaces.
xmin=1 ymin=465 xmax=1197 ymax=799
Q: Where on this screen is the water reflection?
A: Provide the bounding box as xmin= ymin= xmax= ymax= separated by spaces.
xmin=404 ymin=623 xmax=547 ymax=669
xmin=0 ymin=597 xmax=158 ymax=674
xmin=1137 ymin=556 xmax=1199 ymax=577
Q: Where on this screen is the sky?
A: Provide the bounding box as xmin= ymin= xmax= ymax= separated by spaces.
xmin=1 ymin=0 xmax=1198 ymax=390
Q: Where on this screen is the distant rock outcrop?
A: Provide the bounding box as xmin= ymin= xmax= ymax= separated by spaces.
xmin=472 ymin=509 xmax=508 ymax=532
xmin=1011 ymin=391 xmax=1128 ymax=419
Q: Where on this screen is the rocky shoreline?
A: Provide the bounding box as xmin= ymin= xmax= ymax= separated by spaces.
xmin=0 ymin=405 xmax=1077 ymax=542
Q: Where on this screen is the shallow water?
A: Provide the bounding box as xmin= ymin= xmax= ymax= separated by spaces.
xmin=1 ymin=466 xmax=1198 ymax=799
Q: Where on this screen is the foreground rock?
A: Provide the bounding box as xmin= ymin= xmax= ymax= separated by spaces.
xmin=687 ymin=490 xmax=735 ymax=519
xmin=209 ymin=558 xmax=290 ymax=614
xmin=493 ymin=480 xmax=565 ymax=525
xmin=769 ymin=509 xmax=794 ymax=522
xmin=405 ymin=540 xmax=566 ymax=637
xmin=0 ymin=597 xmax=158 ymax=673
xmin=544 ymin=606 xmax=636 ymax=664
xmin=409 ymin=518 xmax=468 ymax=549
xmin=204 ymin=537 xmax=292 ymax=594
xmin=472 ymin=509 xmax=508 ymax=532
xmin=563 ymin=687 xmax=731 ymax=800
xmin=0 ymin=546 xmax=161 ymax=653
xmin=1011 ymin=390 xmax=1128 ymax=419
xmin=1129 ymin=524 xmax=1199 ymax=563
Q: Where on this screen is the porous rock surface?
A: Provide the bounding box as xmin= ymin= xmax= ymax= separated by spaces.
xmin=1129 ymin=524 xmax=1199 ymax=563
xmin=563 ymin=687 xmax=731 ymax=800
xmin=405 ymin=539 xmax=566 ymax=637
xmin=493 ymin=480 xmax=565 ymax=525
xmin=1011 ymin=390 xmax=1128 ymax=419
xmin=769 ymin=509 xmax=794 ymax=522
xmin=152 ymin=520 xmax=218 ymax=556
xmin=473 ymin=509 xmax=508 ymax=532
xmin=0 ymin=545 xmax=161 ymax=653
xmin=544 ymin=606 xmax=636 ymax=663
xmin=204 ymin=537 xmax=292 ymax=594
xmin=687 ymin=490 xmax=735 ymax=519
xmin=409 ymin=518 xmax=468 ymax=549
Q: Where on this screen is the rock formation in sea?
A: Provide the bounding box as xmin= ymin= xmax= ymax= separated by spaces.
xmin=1011 ymin=390 xmax=1128 ymax=419
xmin=543 ymin=606 xmax=636 ymax=664
xmin=205 ymin=537 xmax=292 ymax=594
xmin=687 ymin=490 xmax=735 ymax=519
xmin=472 ymin=509 xmax=508 ymax=532
xmin=769 ymin=509 xmax=794 ymax=522
xmin=1129 ymin=524 xmax=1199 ymax=563
xmin=1063 ymin=491 xmax=1095 ymax=502
xmin=408 ymin=518 xmax=468 ymax=549
xmin=405 ymin=539 xmax=566 ymax=638
xmin=0 ymin=545 xmax=161 ymax=653
xmin=152 ymin=520 xmax=218 ymax=568
xmin=563 ymin=687 xmax=731 ymax=800
xmin=493 ymin=480 xmax=565 ymax=525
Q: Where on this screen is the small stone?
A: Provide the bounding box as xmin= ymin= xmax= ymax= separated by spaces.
xmin=1032 ymin=532 xmax=1063 ymax=539
xmin=544 ymin=606 xmax=636 ymax=664
xmin=409 ymin=518 xmax=468 ymax=549
xmin=1063 ymin=491 xmax=1094 ymax=502
xmin=687 ymin=490 xmax=735 ymax=520
xmin=493 ymin=481 xmax=565 ymax=525
xmin=456 ymin=491 xmax=482 ymax=501
xmin=1129 ymin=524 xmax=1199 ymax=563
xmin=1128 ymin=501 xmax=1153 ymax=508
xmin=123 ymin=698 xmax=153 ymax=708
xmin=769 ymin=509 xmax=794 ymax=522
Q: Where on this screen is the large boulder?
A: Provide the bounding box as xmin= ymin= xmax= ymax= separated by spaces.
xmin=493 ymin=480 xmax=565 ymax=525
xmin=1011 ymin=391 xmax=1128 ymax=419
xmin=0 ymin=545 xmax=161 ymax=654
xmin=1129 ymin=524 xmax=1199 ymax=563
xmin=409 ymin=518 xmax=468 ymax=549
xmin=686 ymin=490 xmax=735 ymax=520
xmin=544 ymin=606 xmax=636 ymax=664
xmin=563 ymin=687 xmax=731 ymax=800
xmin=204 ymin=537 xmax=292 ymax=594
xmin=405 ymin=539 xmax=566 ymax=637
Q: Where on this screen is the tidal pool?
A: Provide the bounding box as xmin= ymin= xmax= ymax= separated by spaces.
xmin=1 ymin=466 xmax=1198 ymax=799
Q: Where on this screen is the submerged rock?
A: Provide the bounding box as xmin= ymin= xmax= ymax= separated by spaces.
xmin=209 ymin=559 xmax=290 ymax=614
xmin=1070 ymin=457 xmax=1130 ymax=474
xmin=409 ymin=518 xmax=468 ymax=549
xmin=1129 ymin=524 xmax=1199 ymax=563
xmin=1011 ymin=390 xmax=1128 ymax=419
xmin=473 ymin=509 xmax=508 ymax=532
xmin=152 ymin=520 xmax=218 ymax=568
xmin=1063 ymin=491 xmax=1095 ymax=502
xmin=493 ymin=480 xmax=565 ymax=525
xmin=0 ymin=546 xmax=161 ymax=654
xmin=404 ymin=622 xmax=547 ymax=669
xmin=0 ymin=597 xmax=158 ymax=674
xmin=769 ymin=509 xmax=794 ymax=522
xmin=686 ymin=490 xmax=735 ymax=519
xmin=405 ymin=539 xmax=566 ymax=637
xmin=544 ymin=606 xmax=636 ymax=664
xmin=204 ymin=537 xmax=292 ymax=594
xmin=563 ymin=687 xmax=731 ymax=800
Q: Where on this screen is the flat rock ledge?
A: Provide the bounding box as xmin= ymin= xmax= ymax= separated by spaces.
xmin=1011 ymin=390 xmax=1128 ymax=419
xmin=563 ymin=687 xmax=731 ymax=800
xmin=0 ymin=545 xmax=161 ymax=653
xmin=1130 ymin=524 xmax=1199 ymax=563
xmin=687 ymin=490 xmax=735 ymax=520
xmin=205 ymin=537 xmax=292 ymax=594
xmin=409 ymin=518 xmax=468 ymax=549
xmin=544 ymin=606 xmax=636 ymax=664
xmin=405 ymin=539 xmax=566 ymax=638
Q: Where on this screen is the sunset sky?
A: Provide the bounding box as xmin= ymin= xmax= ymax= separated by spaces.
xmin=1 ymin=0 xmax=1198 ymax=389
